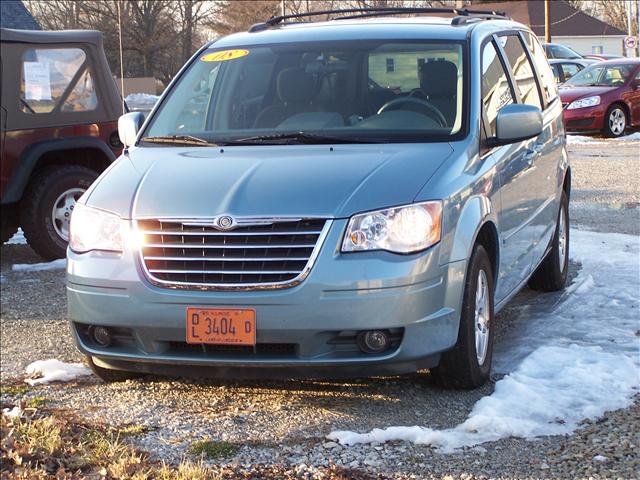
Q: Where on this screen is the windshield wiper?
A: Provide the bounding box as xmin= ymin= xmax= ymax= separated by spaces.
xmin=140 ymin=135 xmax=218 ymax=146
xmin=229 ymin=131 xmax=385 ymax=145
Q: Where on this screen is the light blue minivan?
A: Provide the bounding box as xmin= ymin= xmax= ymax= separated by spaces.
xmin=67 ymin=7 xmax=570 ymax=389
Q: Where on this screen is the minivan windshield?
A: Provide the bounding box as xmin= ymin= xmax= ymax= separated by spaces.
xmin=143 ymin=40 xmax=465 ymax=145
xmin=564 ymin=63 xmax=635 ymax=87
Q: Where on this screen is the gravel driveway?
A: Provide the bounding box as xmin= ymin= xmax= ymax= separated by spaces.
xmin=1 ymin=140 xmax=639 ymax=479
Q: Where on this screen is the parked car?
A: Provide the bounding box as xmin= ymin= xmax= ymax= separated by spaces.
xmin=543 ymin=42 xmax=584 ymax=59
xmin=0 ymin=28 xmax=122 ymax=258
xmin=559 ymin=59 xmax=640 ymax=137
xmin=68 ymin=8 xmax=570 ymax=389
xmin=584 ymin=54 xmax=623 ymax=61
xmin=549 ymin=58 xmax=592 ymax=84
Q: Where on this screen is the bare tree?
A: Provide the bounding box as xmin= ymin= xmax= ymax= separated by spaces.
xmin=567 ymin=0 xmax=638 ymax=38
xmin=206 ymin=1 xmax=280 ymax=35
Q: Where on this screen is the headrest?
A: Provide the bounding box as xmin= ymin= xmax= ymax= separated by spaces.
xmin=419 ymin=60 xmax=458 ymax=97
xmin=277 ymin=67 xmax=318 ymax=103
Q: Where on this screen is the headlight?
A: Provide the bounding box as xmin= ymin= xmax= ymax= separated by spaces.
xmin=342 ymin=201 xmax=442 ymax=254
xmin=69 ymin=203 xmax=123 ymax=253
xmin=567 ymin=95 xmax=600 ymax=110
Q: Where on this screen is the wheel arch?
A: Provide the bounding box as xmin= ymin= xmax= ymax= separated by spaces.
xmin=1 ymin=137 xmax=116 ymax=205
xmin=447 ymin=194 xmax=500 ymax=288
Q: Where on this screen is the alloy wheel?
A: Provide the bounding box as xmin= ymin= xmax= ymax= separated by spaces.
xmin=609 ymin=108 xmax=626 ymax=136
xmin=474 ymin=269 xmax=491 ymax=365
xmin=51 ymin=188 xmax=85 ymax=241
xmin=558 ymin=205 xmax=567 ymax=273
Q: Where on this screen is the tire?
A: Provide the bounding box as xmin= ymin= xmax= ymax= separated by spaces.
xmin=87 ymin=356 xmax=143 ymax=382
xmin=1 ymin=226 xmax=18 ymax=244
xmin=21 ymin=165 xmax=98 ymax=260
xmin=603 ymin=104 xmax=627 ymax=138
xmin=529 ymin=192 xmax=569 ymax=292
xmin=432 ymin=244 xmax=495 ymax=389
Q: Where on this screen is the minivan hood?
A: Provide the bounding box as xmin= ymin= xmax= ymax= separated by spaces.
xmin=126 ymin=143 xmax=453 ymax=219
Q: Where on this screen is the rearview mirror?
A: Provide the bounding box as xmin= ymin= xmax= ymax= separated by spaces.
xmin=488 ymin=104 xmax=543 ymax=147
xmin=118 ymin=112 xmax=145 ymax=148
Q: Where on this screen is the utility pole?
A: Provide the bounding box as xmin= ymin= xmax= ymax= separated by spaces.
xmin=544 ymin=0 xmax=551 ymax=43
xmin=625 ymin=0 xmax=633 ymax=57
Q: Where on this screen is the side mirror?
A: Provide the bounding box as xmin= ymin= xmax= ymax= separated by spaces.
xmin=488 ymin=104 xmax=543 ymax=147
xmin=118 ymin=112 xmax=145 ymax=147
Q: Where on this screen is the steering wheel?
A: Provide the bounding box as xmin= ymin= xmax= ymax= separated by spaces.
xmin=377 ymin=97 xmax=447 ymax=128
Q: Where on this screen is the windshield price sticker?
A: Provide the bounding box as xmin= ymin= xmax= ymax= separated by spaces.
xmin=201 ymin=49 xmax=249 ymax=62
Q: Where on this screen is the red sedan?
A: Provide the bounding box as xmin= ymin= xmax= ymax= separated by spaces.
xmin=559 ymin=59 xmax=640 ymax=137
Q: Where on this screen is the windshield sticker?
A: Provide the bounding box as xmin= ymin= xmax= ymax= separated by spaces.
xmin=201 ymin=49 xmax=249 ymax=62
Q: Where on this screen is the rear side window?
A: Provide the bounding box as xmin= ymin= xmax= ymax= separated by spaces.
xmin=499 ymin=35 xmax=542 ymax=109
xmin=561 ymin=63 xmax=581 ymax=81
xmin=524 ymin=33 xmax=558 ymax=106
xmin=481 ymin=41 xmax=514 ymax=137
xmin=20 ymin=48 xmax=98 ymax=114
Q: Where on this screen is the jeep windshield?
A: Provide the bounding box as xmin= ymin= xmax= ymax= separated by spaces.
xmin=142 ymin=40 xmax=466 ymax=145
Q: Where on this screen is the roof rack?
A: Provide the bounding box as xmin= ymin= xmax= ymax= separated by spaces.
xmin=248 ymin=7 xmax=508 ymax=32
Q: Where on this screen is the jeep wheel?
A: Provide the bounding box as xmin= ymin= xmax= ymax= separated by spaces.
xmin=21 ymin=165 xmax=98 ymax=260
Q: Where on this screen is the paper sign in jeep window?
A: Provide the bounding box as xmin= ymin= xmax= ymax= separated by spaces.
xmin=20 ymin=48 xmax=98 ymax=114
xmin=144 ymin=40 xmax=466 ymax=144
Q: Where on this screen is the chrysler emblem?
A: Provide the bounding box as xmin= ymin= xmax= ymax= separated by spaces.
xmin=216 ymin=215 xmax=234 ymax=230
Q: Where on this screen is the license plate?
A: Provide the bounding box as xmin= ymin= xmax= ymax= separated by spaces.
xmin=186 ymin=308 xmax=256 ymax=345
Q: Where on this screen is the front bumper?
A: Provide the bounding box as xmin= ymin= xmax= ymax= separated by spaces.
xmin=67 ymin=219 xmax=466 ymax=378
xmin=562 ymin=104 xmax=605 ymax=132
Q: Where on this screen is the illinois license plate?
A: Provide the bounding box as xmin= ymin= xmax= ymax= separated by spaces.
xmin=186 ymin=308 xmax=256 ymax=345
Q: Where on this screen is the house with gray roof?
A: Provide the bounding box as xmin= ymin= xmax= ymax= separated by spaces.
xmin=1 ymin=0 xmax=40 ymax=30
xmin=476 ymin=1 xmax=628 ymax=56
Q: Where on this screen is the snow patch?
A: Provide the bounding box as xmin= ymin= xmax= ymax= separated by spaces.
xmin=618 ymin=132 xmax=640 ymax=141
xmin=12 ymin=259 xmax=66 ymax=272
xmin=329 ymin=345 xmax=636 ymax=451
xmin=567 ymin=273 xmax=595 ymax=295
xmin=125 ymin=92 xmax=159 ymax=113
xmin=2 ymin=406 xmax=23 ymax=419
xmin=24 ymin=359 xmax=92 ymax=385
xmin=4 ymin=228 xmax=27 ymax=245
xmin=567 ymin=132 xmax=640 ymax=144
xmin=329 ymin=229 xmax=640 ymax=451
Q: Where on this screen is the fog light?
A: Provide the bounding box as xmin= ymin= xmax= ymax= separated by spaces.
xmin=91 ymin=326 xmax=112 ymax=347
xmin=357 ymin=330 xmax=390 ymax=354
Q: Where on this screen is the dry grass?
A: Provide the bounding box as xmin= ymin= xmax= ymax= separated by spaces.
xmin=1 ymin=404 xmax=374 ymax=479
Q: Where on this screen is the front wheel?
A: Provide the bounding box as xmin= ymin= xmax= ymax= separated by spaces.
xmin=21 ymin=165 xmax=98 ymax=260
xmin=603 ymin=105 xmax=627 ymax=138
xmin=431 ymin=244 xmax=495 ymax=389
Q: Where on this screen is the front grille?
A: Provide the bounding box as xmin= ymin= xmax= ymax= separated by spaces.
xmin=137 ymin=217 xmax=330 ymax=289
xmin=566 ymin=118 xmax=594 ymax=128
xmin=167 ymin=342 xmax=297 ymax=357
